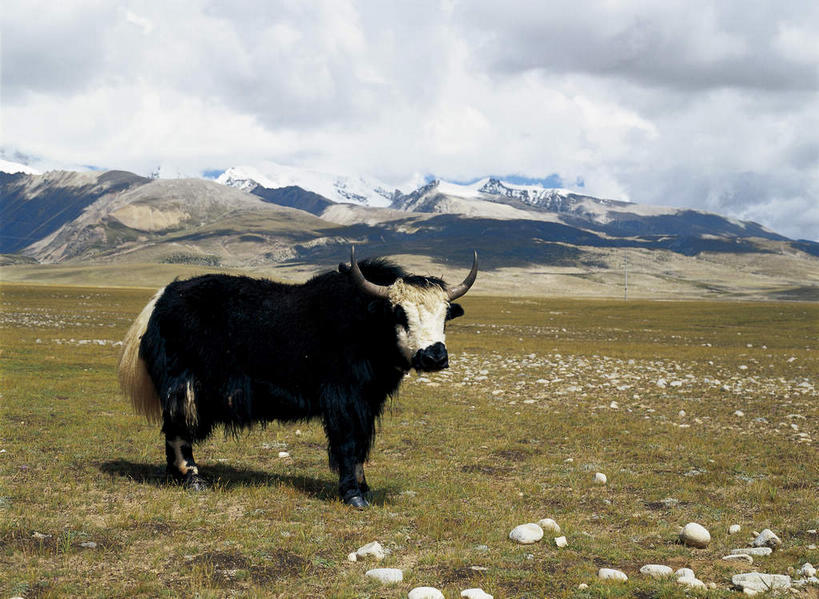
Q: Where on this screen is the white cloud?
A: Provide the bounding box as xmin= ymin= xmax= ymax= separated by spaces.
xmin=1 ymin=0 xmax=817 ymax=240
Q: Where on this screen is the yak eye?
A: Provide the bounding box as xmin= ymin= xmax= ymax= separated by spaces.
xmin=394 ymin=305 xmax=409 ymax=329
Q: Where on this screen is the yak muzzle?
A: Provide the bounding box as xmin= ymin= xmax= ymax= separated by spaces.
xmin=412 ymin=342 xmax=449 ymax=372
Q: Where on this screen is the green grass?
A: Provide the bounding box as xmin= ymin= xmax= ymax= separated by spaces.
xmin=1 ymin=283 xmax=817 ymax=598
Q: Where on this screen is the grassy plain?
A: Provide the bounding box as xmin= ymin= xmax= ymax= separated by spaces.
xmin=0 ymin=283 xmax=817 ymax=598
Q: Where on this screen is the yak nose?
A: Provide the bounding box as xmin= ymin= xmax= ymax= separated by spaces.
xmin=413 ymin=342 xmax=449 ymax=371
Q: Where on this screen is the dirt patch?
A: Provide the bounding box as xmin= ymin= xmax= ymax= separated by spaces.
xmin=491 ymin=449 xmax=530 ymax=462
xmin=460 ymin=464 xmax=512 ymax=476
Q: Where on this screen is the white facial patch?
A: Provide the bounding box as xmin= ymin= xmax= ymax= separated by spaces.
xmin=388 ymin=281 xmax=449 ymax=362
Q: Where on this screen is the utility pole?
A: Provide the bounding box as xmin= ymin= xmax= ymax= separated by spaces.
xmin=623 ymin=253 xmax=629 ymax=301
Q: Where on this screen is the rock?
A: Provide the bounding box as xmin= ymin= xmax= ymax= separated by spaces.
xmin=347 ymin=552 xmax=357 ymax=562
xmin=729 ymin=524 xmax=742 ymax=535
xmin=461 ymin=589 xmax=493 ymax=599
xmin=356 ymin=541 xmax=387 ymax=560
xmin=680 ymin=522 xmax=711 ymax=548
xmin=731 ymin=547 xmax=773 ymax=556
xmin=800 ymin=563 xmax=816 ymax=578
xmin=509 ymin=523 xmax=543 ymax=544
xmin=752 ymin=528 xmax=782 ymax=549
xmin=555 ymin=536 xmax=568 ymax=548
xmin=366 ymin=568 xmax=403 ymax=584
xmin=577 ymin=583 xmax=589 ymax=590
xmin=408 ymin=587 xmax=444 ymax=599
xmin=723 ymin=554 xmax=754 ymax=564
xmin=277 ymin=451 xmax=290 ymax=458
xmin=80 ymin=541 xmax=97 ymax=549
xmin=640 ymin=564 xmax=673 ymax=578
xmin=677 ymin=576 xmax=706 ymax=589
xmin=598 ymin=568 xmax=628 ymax=582
xmin=675 ymin=568 xmax=696 ymax=580
xmin=732 ymin=572 xmax=791 ymax=594
xmin=593 ymin=472 xmax=607 ymax=485
xmin=537 ymin=518 xmax=561 ymax=535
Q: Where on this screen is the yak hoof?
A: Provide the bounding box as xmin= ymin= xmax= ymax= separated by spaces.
xmin=183 ymin=472 xmax=209 ymax=491
xmin=345 ymin=494 xmax=370 ymax=509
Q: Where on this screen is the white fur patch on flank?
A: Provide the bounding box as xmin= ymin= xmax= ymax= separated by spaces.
xmin=388 ymin=281 xmax=449 ymax=361
xmin=118 ymin=288 xmax=164 ymax=423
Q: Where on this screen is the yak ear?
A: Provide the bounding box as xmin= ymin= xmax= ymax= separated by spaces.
xmin=446 ymin=303 xmax=465 ymax=320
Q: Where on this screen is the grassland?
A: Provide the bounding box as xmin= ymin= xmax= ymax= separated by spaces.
xmin=0 ymin=283 xmax=817 ymax=598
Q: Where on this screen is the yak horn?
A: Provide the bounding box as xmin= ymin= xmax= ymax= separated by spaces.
xmin=350 ymin=246 xmax=392 ymax=299
xmin=446 ymin=250 xmax=478 ymax=300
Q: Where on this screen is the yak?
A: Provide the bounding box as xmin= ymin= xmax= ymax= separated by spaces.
xmin=118 ymin=247 xmax=477 ymax=507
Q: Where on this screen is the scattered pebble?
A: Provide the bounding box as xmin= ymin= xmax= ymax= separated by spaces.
xmin=365 ymin=568 xmax=403 ymax=584
xmin=731 ymin=547 xmax=773 ymax=556
xmin=675 ymin=568 xmax=696 ymax=580
xmin=80 ymin=541 xmax=97 ymax=549
xmin=800 ymin=563 xmax=816 ymax=578
xmin=640 ymin=564 xmax=673 ymax=578
xmin=509 ymin=523 xmax=543 ymax=544
xmin=732 ymin=572 xmax=791 ymax=595
xmin=729 ymin=524 xmax=742 ymax=535
xmin=679 ymin=522 xmax=711 ymax=548
xmin=598 ymin=568 xmax=628 ymax=582
xmin=537 ymin=518 xmax=561 ymax=535
xmin=677 ymin=575 xmax=706 ymax=589
xmin=460 ymin=589 xmax=493 ymax=599
xmin=723 ymin=554 xmax=754 ymax=564
xmin=752 ymin=528 xmax=782 ymax=549
xmin=277 ymin=451 xmax=290 ymax=458
xmin=577 ymin=583 xmax=589 ymax=590
xmin=735 ymin=410 xmax=745 ymax=417
xmin=356 ymin=541 xmax=387 ymax=561
xmin=593 ymin=472 xmax=607 ymax=485
xmin=408 ymin=587 xmax=444 ymax=599
xmin=555 ymin=536 xmax=567 ymax=548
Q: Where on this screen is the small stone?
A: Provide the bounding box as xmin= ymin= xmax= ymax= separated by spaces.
xmin=347 ymin=552 xmax=357 ymax=562
xmin=537 ymin=518 xmax=561 ymax=535
xmin=640 ymin=564 xmax=673 ymax=578
xmin=277 ymin=451 xmax=290 ymax=458
xmin=675 ymin=568 xmax=696 ymax=580
xmin=735 ymin=410 xmax=745 ymax=417
xmin=593 ymin=472 xmax=607 ymax=485
xmin=732 ymin=572 xmax=791 ymax=594
xmin=80 ymin=541 xmax=97 ymax=549
xmin=680 ymin=522 xmax=711 ymax=548
xmin=729 ymin=524 xmax=742 ymax=535
xmin=723 ymin=554 xmax=754 ymax=564
xmin=577 ymin=583 xmax=589 ymax=590
xmin=356 ymin=541 xmax=387 ymax=560
xmin=598 ymin=568 xmax=628 ymax=582
xmin=461 ymin=589 xmax=493 ymax=599
xmin=800 ymin=563 xmax=816 ymax=578
xmin=365 ymin=568 xmax=403 ymax=584
xmin=509 ymin=523 xmax=543 ymax=544
xmin=752 ymin=528 xmax=782 ymax=549
xmin=677 ymin=576 xmax=706 ymax=589
xmin=731 ymin=547 xmax=773 ymax=556
xmin=408 ymin=587 xmax=444 ymax=599
xmin=555 ymin=536 xmax=567 ymax=548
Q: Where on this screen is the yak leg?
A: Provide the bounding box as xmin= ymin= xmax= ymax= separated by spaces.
xmin=163 ymin=422 xmax=208 ymax=491
xmin=323 ymin=400 xmax=374 ymax=508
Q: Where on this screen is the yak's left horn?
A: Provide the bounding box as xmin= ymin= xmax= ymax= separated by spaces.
xmin=350 ymin=246 xmax=392 ymax=299
xmin=446 ymin=250 xmax=478 ymax=301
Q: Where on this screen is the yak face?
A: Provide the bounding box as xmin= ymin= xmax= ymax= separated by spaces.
xmin=387 ymin=280 xmax=464 ymax=372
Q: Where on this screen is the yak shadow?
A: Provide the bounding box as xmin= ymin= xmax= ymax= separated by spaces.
xmin=98 ymin=459 xmax=395 ymax=506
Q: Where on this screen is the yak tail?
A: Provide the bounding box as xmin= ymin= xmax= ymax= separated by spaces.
xmin=118 ymin=288 xmax=164 ymax=424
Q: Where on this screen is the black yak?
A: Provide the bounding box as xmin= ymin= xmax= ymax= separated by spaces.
xmin=118 ymin=247 xmax=477 ymax=507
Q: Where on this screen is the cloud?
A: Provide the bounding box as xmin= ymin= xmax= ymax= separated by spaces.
xmin=1 ymin=0 xmax=817 ymax=240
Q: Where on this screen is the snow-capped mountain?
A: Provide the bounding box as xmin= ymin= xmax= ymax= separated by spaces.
xmin=217 ymin=162 xmax=402 ymax=208
xmin=0 ymin=159 xmax=41 ymax=175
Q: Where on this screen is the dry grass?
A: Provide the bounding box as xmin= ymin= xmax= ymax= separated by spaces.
xmin=1 ymin=283 xmax=817 ymax=598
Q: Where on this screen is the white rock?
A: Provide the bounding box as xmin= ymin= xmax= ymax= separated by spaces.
xmin=593 ymin=472 xmax=607 ymax=485
xmin=732 ymin=572 xmax=791 ymax=594
xmin=800 ymin=563 xmax=816 ymax=578
xmin=640 ymin=564 xmax=673 ymax=578
xmin=577 ymin=583 xmax=589 ymax=590
xmin=509 ymin=523 xmax=543 ymax=544
xmin=80 ymin=541 xmax=97 ymax=548
xmin=277 ymin=451 xmax=290 ymax=458
xmin=731 ymin=547 xmax=773 ymax=556
xmin=729 ymin=524 xmax=742 ymax=535
xmin=680 ymin=522 xmax=711 ymax=548
xmin=723 ymin=554 xmax=754 ymax=564
xmin=357 ymin=541 xmax=387 ymax=560
xmin=734 ymin=410 xmax=745 ymax=417
xmin=537 ymin=518 xmax=561 ymax=535
xmin=555 ymin=536 xmax=567 ymax=548
xmin=598 ymin=568 xmax=628 ymax=582
xmin=347 ymin=552 xmax=357 ymax=562
xmin=677 ymin=576 xmax=706 ymax=589
xmin=408 ymin=587 xmax=444 ymax=599
xmin=461 ymin=589 xmax=493 ymax=599
xmin=752 ymin=528 xmax=782 ymax=549
xmin=675 ymin=568 xmax=696 ymax=580
xmin=366 ymin=568 xmax=403 ymax=584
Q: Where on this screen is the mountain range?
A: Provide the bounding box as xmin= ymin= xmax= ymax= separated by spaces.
xmin=1 ymin=160 xmax=817 ymax=299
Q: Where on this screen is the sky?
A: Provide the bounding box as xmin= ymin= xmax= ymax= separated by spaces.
xmin=2 ymin=1 xmax=818 ymax=240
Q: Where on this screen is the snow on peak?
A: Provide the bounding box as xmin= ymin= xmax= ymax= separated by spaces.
xmin=0 ymin=159 xmax=41 ymax=175
xmin=217 ymin=162 xmax=402 ymax=208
